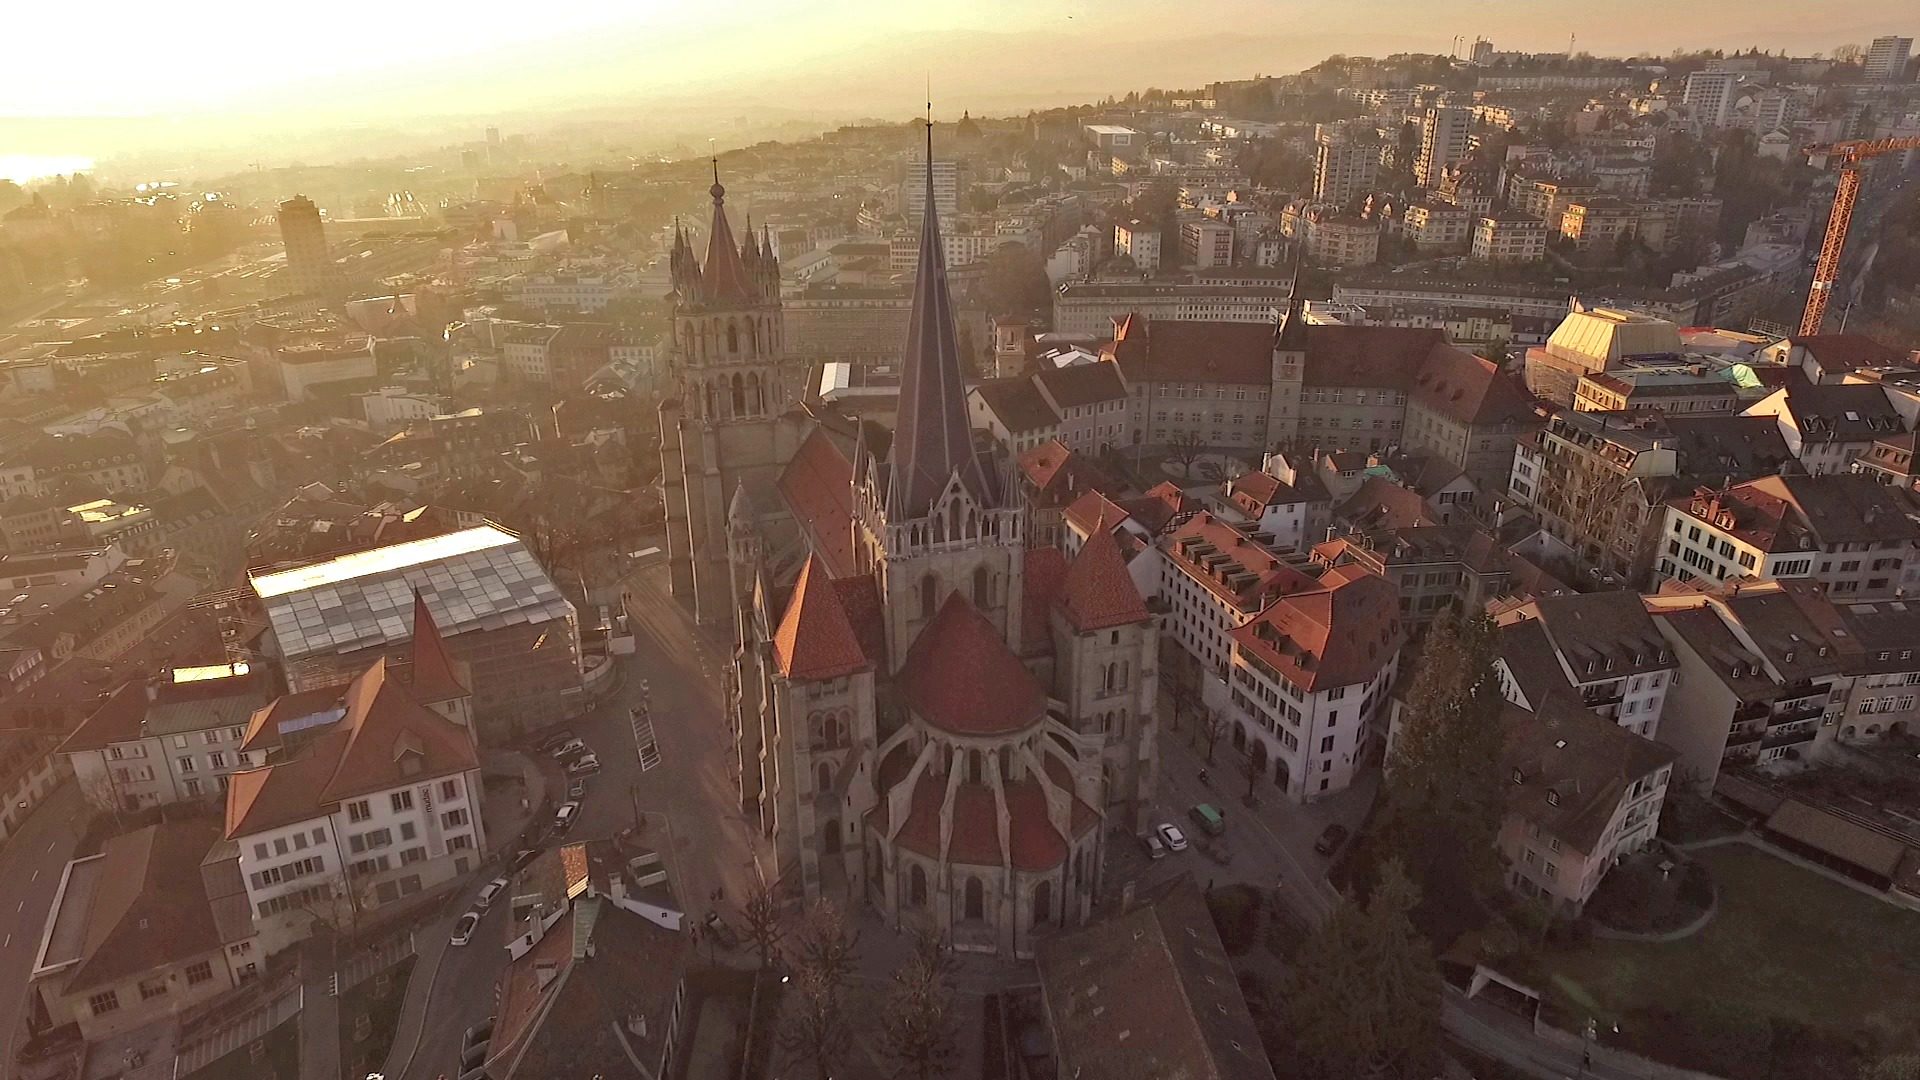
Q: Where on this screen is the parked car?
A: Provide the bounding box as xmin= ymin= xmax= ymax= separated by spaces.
xmin=567 ymin=755 xmax=600 ymax=776
xmin=1156 ymin=823 xmax=1188 ymax=852
xmin=702 ymin=911 xmax=739 ymax=949
xmin=511 ymin=848 xmax=539 ymax=874
xmin=1141 ymin=831 xmax=1167 ymax=860
xmin=1314 ymin=823 xmax=1350 ymax=857
xmin=475 ymin=876 xmax=510 ymax=911
xmin=549 ymin=739 xmax=588 ymax=760
xmin=534 ymin=729 xmax=575 ymax=752
xmin=461 ymin=1040 xmax=489 ymax=1071
xmin=450 ymin=911 xmax=480 ymax=946
xmin=464 ymin=1019 xmax=494 ymax=1049
xmin=554 ymin=801 xmax=580 ymax=832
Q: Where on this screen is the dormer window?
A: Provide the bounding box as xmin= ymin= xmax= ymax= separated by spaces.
xmin=1784 ymin=650 xmax=1796 ymax=664
xmin=1546 ymin=789 xmax=1560 ymax=807
xmin=1512 ymin=768 xmax=1525 ymax=785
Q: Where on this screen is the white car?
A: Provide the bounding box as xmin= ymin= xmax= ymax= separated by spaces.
xmin=554 ymin=801 xmax=580 ymax=832
xmin=450 ymin=911 xmax=480 ymax=946
xmin=549 ymin=739 xmax=588 ymax=759
xmin=567 ymin=754 xmax=600 ymax=775
xmin=475 ymin=876 xmax=510 ymax=911
xmin=1156 ymin=823 xmax=1189 ymax=852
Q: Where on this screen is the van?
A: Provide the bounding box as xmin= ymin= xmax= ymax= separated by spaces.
xmin=1188 ymin=803 xmax=1225 ymax=836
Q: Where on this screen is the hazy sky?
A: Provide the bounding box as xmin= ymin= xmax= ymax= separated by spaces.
xmin=2 ymin=0 xmax=1913 ymax=162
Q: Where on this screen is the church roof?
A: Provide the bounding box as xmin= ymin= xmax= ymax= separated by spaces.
xmin=1021 ymin=547 xmax=1069 ymax=657
xmin=898 ymin=593 xmax=1046 ymax=737
xmin=697 ymin=165 xmax=759 ymax=307
xmin=406 ymin=590 xmax=468 ymax=703
xmin=1059 ymin=514 xmax=1150 ymax=632
xmin=773 ymin=556 xmax=871 ymax=682
xmin=888 ymin=125 xmax=992 ymax=521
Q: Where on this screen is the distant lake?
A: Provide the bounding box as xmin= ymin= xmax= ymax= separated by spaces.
xmin=0 ymin=154 xmax=95 ymax=183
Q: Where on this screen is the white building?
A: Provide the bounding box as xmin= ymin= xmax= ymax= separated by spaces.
xmin=1865 ymin=36 xmax=1913 ymax=81
xmin=64 ymin=663 xmax=275 ymax=812
xmin=1683 ymin=71 xmax=1738 ymax=128
xmin=1115 ymin=220 xmax=1162 ymax=272
xmin=1492 ymin=591 xmax=1677 ymax=740
xmin=225 ymin=597 xmax=485 ymax=956
xmin=1415 ymin=107 xmax=1472 ymax=189
xmin=1181 ymin=220 xmax=1237 ymax=269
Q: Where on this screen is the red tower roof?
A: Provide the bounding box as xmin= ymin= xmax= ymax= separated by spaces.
xmin=407 ymin=591 xmax=468 ymax=703
xmin=698 ymin=163 xmax=759 ymax=307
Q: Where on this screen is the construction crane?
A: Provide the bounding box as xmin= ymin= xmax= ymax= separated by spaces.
xmin=1800 ymin=137 xmax=1920 ymax=336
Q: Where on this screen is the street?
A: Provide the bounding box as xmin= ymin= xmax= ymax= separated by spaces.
xmin=0 ymin=782 xmax=87 ymax=1062
xmin=393 ymin=560 xmax=761 ymax=1079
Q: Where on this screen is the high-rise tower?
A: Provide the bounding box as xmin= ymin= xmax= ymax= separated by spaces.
xmin=276 ymin=195 xmax=341 ymax=299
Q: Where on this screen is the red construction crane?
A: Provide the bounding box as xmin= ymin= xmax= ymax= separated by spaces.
xmin=1800 ymin=137 xmax=1920 ymax=337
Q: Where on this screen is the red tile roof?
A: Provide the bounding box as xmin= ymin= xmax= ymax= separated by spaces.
xmin=1232 ymin=567 xmax=1402 ymax=692
xmin=1121 ymin=481 xmax=1198 ymax=535
xmin=62 ymin=819 xmax=227 ymax=992
xmin=1004 ymin=778 xmax=1070 ymax=871
xmin=773 ymin=556 xmax=872 ymax=681
xmin=777 ymin=426 xmax=858 ymax=576
xmin=898 ymin=594 xmax=1047 ymax=737
xmin=1163 ymin=511 xmax=1320 ymax=612
xmin=226 ymin=659 xmax=480 ymax=838
xmin=1059 ymin=515 xmax=1150 ymax=632
xmin=1333 ymin=476 xmax=1442 ymax=531
xmin=1021 ymin=546 xmax=1069 ymax=657
xmin=1063 ymin=489 xmax=1130 ymax=537
xmin=831 ymin=574 xmax=889 ymax=672
xmin=948 ymin=783 xmax=1004 ymax=866
xmin=1018 ymin=439 xmax=1075 ymax=492
xmin=405 ymin=591 xmax=468 ymax=703
xmin=1410 ymin=344 xmax=1538 ymax=428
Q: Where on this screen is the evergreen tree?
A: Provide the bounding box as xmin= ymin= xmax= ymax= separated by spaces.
xmin=1285 ymin=860 xmax=1443 ymax=1080
xmin=1377 ymin=614 xmax=1508 ymax=931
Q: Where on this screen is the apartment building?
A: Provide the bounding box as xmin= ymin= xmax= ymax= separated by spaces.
xmin=1180 ymin=220 xmax=1236 ymax=269
xmin=1473 ymin=214 xmax=1548 ymax=264
xmin=1559 ymin=197 xmax=1641 ymax=255
xmin=1114 ymin=220 xmax=1162 ymax=271
xmin=1682 ymin=70 xmax=1738 ymax=128
xmin=1303 ymin=215 xmax=1380 ymax=267
xmin=1649 ymin=583 xmax=1851 ymax=787
xmin=1158 ymin=511 xmax=1315 ymax=674
xmin=1415 ymin=106 xmax=1472 ymax=188
xmin=1653 ymin=475 xmax=1920 ymax=600
xmin=1213 ymin=565 xmax=1402 ymax=802
xmin=1493 ymin=591 xmax=1677 ymax=738
xmin=1865 ymin=36 xmax=1913 ymax=81
xmin=1743 ymin=382 xmax=1907 ymax=476
xmin=1404 ymin=201 xmax=1473 ymax=253
xmin=1313 ymin=124 xmax=1379 ymax=207
xmin=63 ymin=663 xmax=275 ymax=811
xmin=1312 ymin=524 xmax=1512 ymax=631
xmin=226 ymin=611 xmax=484 ymax=956
xmin=1032 ymin=362 xmax=1133 ymax=454
xmin=1052 ymin=282 xmax=1292 ymax=335
xmin=1574 ymin=367 xmax=1740 ymax=416
xmin=1496 ymin=699 xmax=1675 ymax=912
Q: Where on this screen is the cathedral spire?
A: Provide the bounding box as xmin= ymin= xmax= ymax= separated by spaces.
xmin=699 ymin=157 xmax=758 ymax=306
xmin=887 ymin=110 xmax=989 ymax=521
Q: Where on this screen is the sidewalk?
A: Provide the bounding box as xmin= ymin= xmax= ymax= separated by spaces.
xmin=376 ymin=910 xmax=457 ymax=1080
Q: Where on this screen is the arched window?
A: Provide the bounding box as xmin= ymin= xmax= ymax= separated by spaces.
xmin=1032 ymin=879 xmax=1052 ymax=926
xmin=910 ymin=865 xmax=928 ymax=908
xmin=731 ymin=373 xmax=746 ymax=416
xmin=968 ymin=750 xmax=982 ymax=784
xmin=727 ymin=320 xmax=739 ymax=354
xmin=964 ymin=877 xmax=984 ymax=920
xmin=945 ymin=500 xmax=960 ymax=542
xmin=823 ymin=817 xmax=841 ymax=855
xmin=972 ymin=566 xmax=991 ymax=607
xmin=920 ymin=573 xmax=938 ymax=620
xmin=752 ymin=372 xmax=765 ymax=413
xmin=816 ymin=761 xmax=832 ymax=792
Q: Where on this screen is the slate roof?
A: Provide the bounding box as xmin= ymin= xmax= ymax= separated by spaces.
xmin=972 ymin=378 xmax=1060 ymax=433
xmin=1502 ymin=698 xmax=1676 ymax=854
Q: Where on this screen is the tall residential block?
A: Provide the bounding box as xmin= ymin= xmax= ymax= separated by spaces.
xmin=1865 ymin=36 xmax=1913 ymax=81
xmin=1314 ymin=123 xmax=1378 ymax=207
xmin=1682 ymin=70 xmax=1737 ymax=128
xmin=1415 ymin=107 xmax=1471 ymax=189
xmin=276 ymin=194 xmax=338 ymax=298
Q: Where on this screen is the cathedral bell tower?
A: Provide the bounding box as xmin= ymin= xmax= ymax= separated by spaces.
xmin=671 ymin=163 xmax=788 ymax=426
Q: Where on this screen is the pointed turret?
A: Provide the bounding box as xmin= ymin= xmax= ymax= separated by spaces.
xmin=1059 ymin=512 xmax=1150 ymax=632
xmin=407 ymin=591 xmax=468 ymax=704
xmin=887 ymin=117 xmax=992 ymax=521
xmin=699 ymin=160 xmax=759 ymax=307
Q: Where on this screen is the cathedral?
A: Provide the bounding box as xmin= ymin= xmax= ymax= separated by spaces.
xmin=660 ymin=136 xmax=1160 ymax=957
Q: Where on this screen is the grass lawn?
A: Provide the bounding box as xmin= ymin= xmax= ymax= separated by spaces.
xmin=1527 ymin=844 xmax=1920 ymax=1077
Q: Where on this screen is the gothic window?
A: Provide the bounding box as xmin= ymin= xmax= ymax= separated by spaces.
xmin=747 ymin=319 xmax=760 ymax=354
xmin=727 ymin=320 xmax=739 ymax=353
xmin=823 ymin=818 xmax=841 ymax=855
xmin=972 ymin=566 xmax=991 ymax=607
xmin=910 ymin=865 xmax=928 ymax=908
xmin=816 ymin=762 xmax=832 ymax=792
xmin=752 ymin=372 xmax=765 ymax=413
xmin=1032 ymin=879 xmax=1052 ymax=926
xmin=945 ymin=500 xmax=960 ymax=542
xmin=967 ymin=751 xmax=982 ymax=784
xmin=998 ymin=745 xmax=1011 ymax=780
xmin=964 ymin=877 xmax=984 ymax=920
xmin=920 ymin=573 xmax=938 ymax=620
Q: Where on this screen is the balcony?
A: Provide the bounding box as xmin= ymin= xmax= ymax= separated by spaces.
xmin=1762 ymin=727 xmax=1818 ymax=751
xmin=1770 ymin=703 xmax=1824 ymax=727
xmin=1724 ymin=729 xmax=1763 ymax=749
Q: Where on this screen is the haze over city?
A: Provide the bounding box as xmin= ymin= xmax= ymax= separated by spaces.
xmin=1 ymin=7 xmax=1919 ymax=1080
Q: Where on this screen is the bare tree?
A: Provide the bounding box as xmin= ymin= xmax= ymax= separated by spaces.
xmin=876 ymin=930 xmax=960 ymax=1080
xmin=1195 ymin=706 xmax=1229 ymax=765
xmin=778 ymin=899 xmax=860 ymax=1080
xmin=1168 ymin=430 xmax=1205 ymax=474
xmin=740 ymin=878 xmax=786 ymax=971
xmin=1242 ymin=748 xmax=1265 ymax=805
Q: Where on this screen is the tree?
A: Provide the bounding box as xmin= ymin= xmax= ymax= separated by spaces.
xmin=1195 ymin=706 xmax=1229 ymax=765
xmin=1863 ymin=1054 xmax=1920 ymax=1080
xmin=779 ymin=899 xmax=859 ymax=1080
xmin=981 ymin=243 xmax=1051 ymax=318
xmin=1284 ymin=860 xmax=1442 ymax=1080
xmin=1373 ymin=614 xmax=1508 ymax=933
xmin=740 ymin=878 xmax=786 ymax=971
xmin=1242 ymin=747 xmax=1265 ymax=803
xmin=875 ymin=930 xmax=959 ymax=1080
xmin=1167 ymin=429 xmax=1205 ymax=473
xmin=1476 ymin=338 xmax=1512 ymax=370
